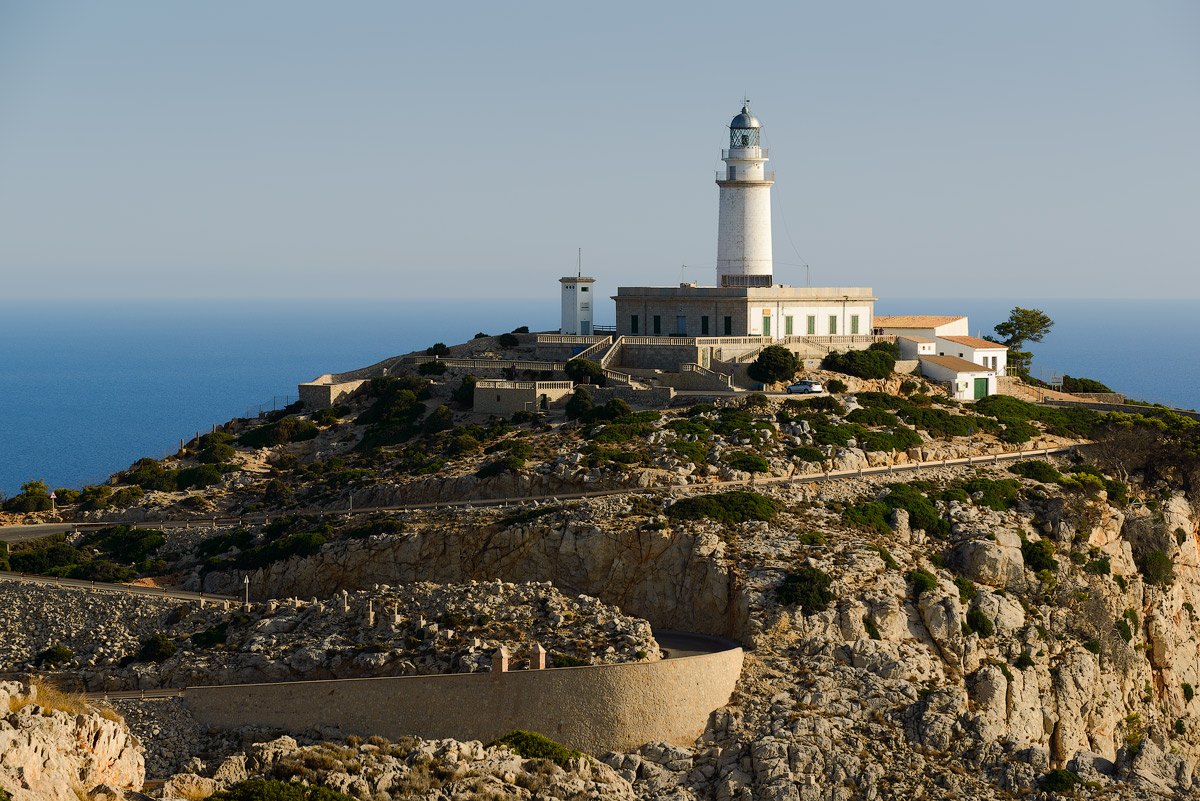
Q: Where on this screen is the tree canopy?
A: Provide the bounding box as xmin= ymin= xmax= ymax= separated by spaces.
xmin=992 ymin=307 xmax=1054 ymax=376
xmin=747 ymin=345 xmax=800 ymax=384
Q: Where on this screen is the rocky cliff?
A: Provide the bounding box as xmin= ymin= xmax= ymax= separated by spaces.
xmin=0 ymin=682 xmax=143 ymax=801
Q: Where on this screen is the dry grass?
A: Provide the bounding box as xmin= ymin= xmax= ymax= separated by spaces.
xmin=6 ymin=677 xmax=120 ymax=722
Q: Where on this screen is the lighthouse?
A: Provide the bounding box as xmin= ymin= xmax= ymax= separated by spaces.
xmin=715 ymin=103 xmax=774 ymax=287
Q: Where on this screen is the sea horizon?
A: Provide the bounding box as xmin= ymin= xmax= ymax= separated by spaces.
xmin=1 ymin=296 xmax=1195 ymax=497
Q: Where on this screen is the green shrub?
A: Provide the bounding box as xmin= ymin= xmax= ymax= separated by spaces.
xmin=961 ymin=478 xmax=1020 ymax=511
xmin=863 ymin=616 xmax=881 ymax=640
xmin=451 ymin=374 xmax=477 ymax=406
xmin=790 ymin=446 xmax=825 ymax=463
xmin=565 ymin=387 xmax=594 ymax=420
xmin=447 ymin=433 xmax=482 ymax=457
xmin=724 ymin=451 xmax=769 ymax=473
xmin=1177 ymin=718 xmax=1186 ymax=736
xmin=747 ymin=346 xmax=799 ymax=384
xmin=796 ymin=531 xmax=826 ymax=545
xmin=423 ymin=405 xmax=454 ymax=435
xmin=79 ymin=525 xmax=165 ymax=564
xmin=954 ymin=577 xmax=977 ymax=602
xmin=846 ymin=408 xmax=899 ymax=428
xmin=111 ymin=486 xmax=145 ymax=507
xmin=564 ymin=358 xmax=605 ymax=386
xmin=192 ymin=624 xmax=229 ymax=648
xmin=899 ymin=380 xmax=918 ymax=395
xmin=1040 ymin=769 xmax=1080 ymax=793
xmin=1184 ymin=683 xmax=1194 ymax=703
xmin=175 ymin=464 xmax=227 ymax=490
xmin=497 ymin=332 xmax=520 ymax=347
xmin=238 ymin=417 xmax=320 ymax=449
xmin=486 ymin=731 xmax=582 ymax=767
xmin=476 ymin=454 xmax=526 ymax=478
xmin=551 ymin=653 xmax=585 ymax=668
xmin=1009 ymin=460 xmax=1063 ymax=483
xmin=1083 ymin=640 xmax=1101 ymax=654
xmin=1141 ymin=550 xmax=1175 ymax=586
xmin=825 ymin=378 xmax=848 ymax=394
xmin=199 ymin=443 xmax=236 ymax=464
xmin=418 ymin=359 xmax=446 ymax=376
xmin=78 ymin=485 xmax=113 ymax=511
xmin=1021 ymin=537 xmax=1058 ymax=573
xmin=0 ymin=480 xmax=53 ymax=513
xmin=884 ymin=484 xmax=949 ymax=537
xmin=1087 ymin=557 xmax=1111 ymax=576
xmin=135 ymin=633 xmax=177 ymax=663
xmin=669 ymin=441 xmax=710 ymax=464
xmin=908 ymin=569 xmax=937 ymax=598
xmin=842 ymin=503 xmax=892 ymax=535
xmin=233 ymin=530 xmax=328 ymax=570
xmin=822 ymin=349 xmax=895 ymax=380
xmin=1013 ymin=653 xmax=1035 ymax=670
xmin=776 ymin=567 xmax=835 ymax=613
xmin=966 ymin=609 xmax=994 ymax=638
xmin=871 ymin=545 xmax=898 ymax=570
xmin=1115 ymin=618 xmax=1133 ymax=643
xmin=346 ymin=518 xmax=405 ymax=539
xmin=36 ymin=645 xmax=73 ymax=667
xmin=208 ymin=780 xmax=357 ymax=801
xmin=262 ymin=479 xmax=293 ymax=506
xmin=666 ymin=491 xmax=777 ymax=524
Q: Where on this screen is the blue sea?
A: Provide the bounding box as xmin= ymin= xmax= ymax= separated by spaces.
xmin=0 ymin=297 xmax=1196 ymax=496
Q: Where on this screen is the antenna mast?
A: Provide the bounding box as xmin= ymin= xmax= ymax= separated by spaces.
xmin=577 ymin=248 xmax=581 ymax=278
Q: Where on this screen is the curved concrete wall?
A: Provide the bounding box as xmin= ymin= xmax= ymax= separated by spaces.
xmin=183 ymin=646 xmax=743 ymax=755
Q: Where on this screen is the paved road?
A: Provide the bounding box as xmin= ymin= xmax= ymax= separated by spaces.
xmin=0 ymin=445 xmax=1082 ymax=544
xmin=0 ymin=571 xmax=237 ymax=602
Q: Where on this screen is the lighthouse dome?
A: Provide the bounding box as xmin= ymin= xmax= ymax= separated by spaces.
xmin=730 ymin=105 xmax=760 ymax=129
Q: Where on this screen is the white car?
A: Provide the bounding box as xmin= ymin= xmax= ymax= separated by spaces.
xmin=786 ymin=380 xmax=823 ymax=394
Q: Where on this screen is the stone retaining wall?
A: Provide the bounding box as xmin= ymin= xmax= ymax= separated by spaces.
xmin=183 ymin=644 xmax=743 ymax=755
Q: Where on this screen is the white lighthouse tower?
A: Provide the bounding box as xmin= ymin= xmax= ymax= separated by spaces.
xmin=715 ymin=103 xmax=774 ymax=287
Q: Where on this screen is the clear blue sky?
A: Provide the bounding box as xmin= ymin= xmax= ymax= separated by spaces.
xmin=1 ymin=1 xmax=1196 ymax=301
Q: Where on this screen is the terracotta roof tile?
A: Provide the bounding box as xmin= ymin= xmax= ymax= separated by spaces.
xmin=873 ymin=315 xmax=966 ymax=328
xmin=919 ymin=354 xmax=994 ymax=373
xmin=939 ymin=335 xmax=1007 ymax=350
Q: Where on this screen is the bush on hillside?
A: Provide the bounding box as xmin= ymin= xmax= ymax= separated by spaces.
xmin=1009 ymin=460 xmax=1063 ymax=483
xmin=134 ymin=633 xmax=177 ymax=663
xmin=564 ymin=358 xmax=606 ymax=386
xmin=842 ymin=503 xmax=892 ymax=535
xmin=425 ymin=343 xmax=450 ymax=357
xmin=417 ymin=360 xmax=447 ymax=375
xmin=423 ymin=405 xmax=455 ymax=434
xmin=776 ymin=567 xmax=835 ymax=614
xmin=1141 ymin=550 xmax=1175 ymax=586
xmin=908 ymin=569 xmax=938 ymax=598
xmin=565 ymin=386 xmax=594 ymax=420
xmin=1 ymin=480 xmax=53 ymax=513
xmin=747 ymin=345 xmax=800 ymax=384
xmin=666 ymin=491 xmax=778 ymax=524
xmin=724 ymin=452 xmax=769 ymax=473
xmin=826 ymin=378 xmax=848 ymax=394
xmin=822 ymin=349 xmax=895 ymax=380
xmin=868 ymin=340 xmax=901 ymax=359
xmin=486 ymin=731 xmax=582 ymax=767
xmin=238 ymin=417 xmax=320 ymax=449
xmin=451 ymin=374 xmax=477 ymax=406
xmin=497 ymin=332 xmax=520 ymax=348
xmin=1021 ymin=536 xmax=1058 ymax=573
xmin=208 ymin=780 xmax=357 ymax=801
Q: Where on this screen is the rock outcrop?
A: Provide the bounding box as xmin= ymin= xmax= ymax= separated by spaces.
xmin=0 ymin=682 xmax=143 ymax=801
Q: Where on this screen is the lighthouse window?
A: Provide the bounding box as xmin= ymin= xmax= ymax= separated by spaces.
xmin=653 ymin=315 xmax=661 ymax=336
xmin=701 ymin=316 xmax=710 ymax=336
xmin=850 ymin=315 xmax=860 ymax=335
xmin=580 ymin=286 xmax=589 ymax=292
xmin=784 ymin=316 xmax=793 ymax=336
xmin=723 ymin=316 xmax=732 ymax=336
xmin=806 ymin=316 xmax=816 ymax=335
xmin=630 ymin=315 xmax=639 ymax=334
xmin=829 ymin=316 xmax=838 ymax=335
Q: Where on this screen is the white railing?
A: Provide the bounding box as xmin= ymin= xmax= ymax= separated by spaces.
xmin=694 ymin=337 xmax=771 ymax=346
xmin=573 ymin=339 xmax=612 ymax=362
xmin=414 ymin=357 xmax=565 ymax=371
xmin=600 ymin=337 xmax=625 ymax=369
xmin=623 ymin=336 xmax=700 ymax=346
xmin=535 ymin=335 xmax=611 ymax=345
xmin=681 ymin=363 xmax=733 ymax=387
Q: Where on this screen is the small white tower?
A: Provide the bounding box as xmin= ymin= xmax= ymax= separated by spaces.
xmin=716 ymin=103 xmax=774 ymax=287
xmin=560 ymin=275 xmax=595 ymax=335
